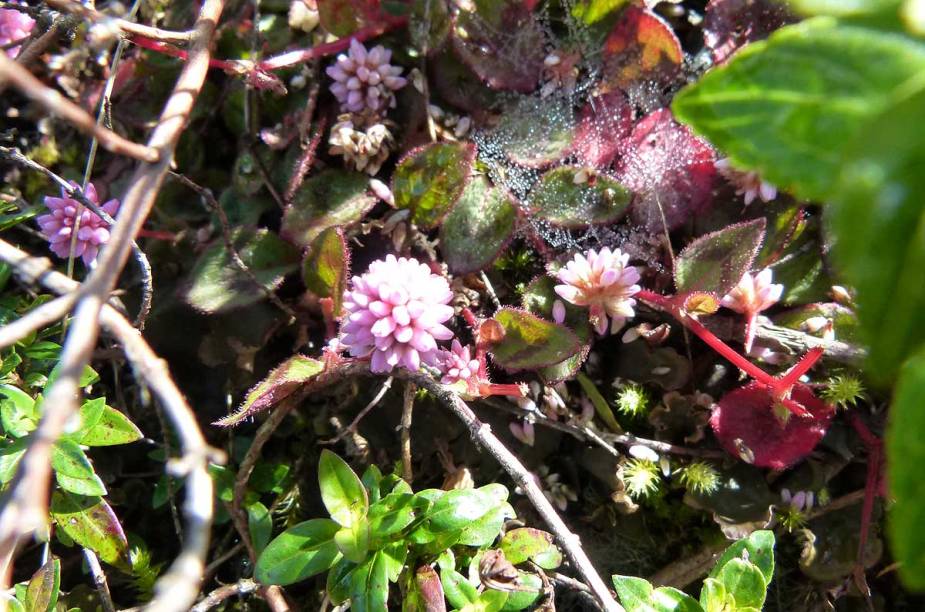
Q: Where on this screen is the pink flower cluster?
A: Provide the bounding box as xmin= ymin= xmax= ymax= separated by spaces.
xmin=326 ymin=39 xmax=406 ymax=118
xmin=340 ymin=255 xmax=454 ymax=373
xmin=36 ymin=183 xmax=120 ymax=266
xmin=715 ymin=158 xmax=777 ymax=206
xmin=721 ymin=268 xmax=784 ymax=352
xmin=439 ymin=339 xmax=481 ymax=393
xmin=0 ymin=4 xmax=35 ymax=58
xmin=554 ymin=247 xmax=641 ymax=335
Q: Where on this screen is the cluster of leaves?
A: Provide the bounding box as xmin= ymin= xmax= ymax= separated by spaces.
xmin=255 ymin=450 xmax=560 ymax=611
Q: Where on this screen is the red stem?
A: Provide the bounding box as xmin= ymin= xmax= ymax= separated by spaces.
xmin=776 ymin=347 xmax=824 ymax=391
xmin=136 ymin=228 xmax=177 ymax=241
xmin=848 ymin=413 xmax=882 ymax=590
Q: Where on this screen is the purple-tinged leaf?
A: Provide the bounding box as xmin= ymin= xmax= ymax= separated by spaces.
xmin=522 ymin=275 xmax=592 ymax=383
xmin=527 ymin=166 xmax=632 ymax=228
xmin=439 ymin=176 xmax=517 ymax=274
xmin=704 ymin=0 xmax=795 ymax=65
xmin=488 ymin=308 xmax=581 ymax=371
xmin=615 ymin=108 xmax=716 ymax=232
xmin=569 ymin=90 xmax=634 ymax=168
xmin=495 ymin=95 xmax=577 ymax=168
xmin=215 ymin=356 xmax=325 ymax=426
xmin=602 ymin=5 xmax=682 ymax=90
xmin=302 ymin=227 xmax=350 ymax=314
xmin=415 ymin=565 xmax=447 ymax=612
xmin=675 ymin=218 xmax=766 ymax=297
xmin=451 ymin=0 xmax=546 ymax=92
xmin=50 ymin=491 xmax=129 ymax=568
xmin=281 ymin=170 xmax=376 ymax=249
xmin=392 ymin=142 xmax=475 ymax=229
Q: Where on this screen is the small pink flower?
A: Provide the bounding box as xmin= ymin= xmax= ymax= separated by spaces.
xmin=326 ymin=39 xmax=406 ymax=119
xmin=340 ymin=255 xmax=455 ymax=373
xmin=0 ymin=4 xmax=35 ymax=59
xmin=439 ymin=339 xmax=481 ymax=391
xmin=715 ymin=158 xmax=777 ymax=206
xmin=36 ymin=183 xmax=120 ymax=266
xmin=722 ymin=268 xmax=784 ymax=352
xmin=509 ymin=419 xmax=535 ymax=446
xmin=554 ymin=247 xmax=641 ymax=335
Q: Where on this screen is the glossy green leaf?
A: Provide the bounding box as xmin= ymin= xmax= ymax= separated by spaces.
xmin=255 ymin=518 xmax=342 ymax=585
xmin=572 ymin=0 xmax=630 ymax=25
xmin=489 ymin=308 xmax=581 ymax=371
xmin=350 ymin=550 xmax=389 ymax=612
xmin=457 ymin=501 xmax=514 ymax=547
xmin=381 ymin=541 xmax=408 ymax=583
xmin=500 ymin=528 xmax=560 ymax=567
xmin=527 ymin=166 xmax=631 ymax=228
xmin=0 ymin=384 xmax=37 ymax=438
xmin=51 ymin=440 xmax=106 ymax=497
xmin=699 ymin=578 xmax=729 ymax=612
xmin=186 ymin=228 xmax=299 ymax=314
xmin=45 ymin=364 xmax=99 ymax=391
xmin=319 ymin=450 xmax=369 ymax=527
xmin=887 ymin=347 xmax=925 ymax=589
xmin=327 ymin=558 xmax=357 ymax=604
xmin=425 ymin=488 xmax=493 ymax=533
xmin=367 ymin=493 xmax=418 ymax=540
xmin=675 ymin=219 xmax=765 ymax=298
xmin=72 ymin=405 xmax=143 ymax=447
xmin=828 ymin=85 xmax=925 ymax=381
xmin=392 ymin=142 xmax=475 ymax=229
xmin=25 ymin=557 xmax=60 ymax=612
xmin=216 ymin=355 xmax=324 ymax=427
xmin=334 ymin=521 xmax=370 ymax=563
xmin=50 ymin=491 xmax=129 ymax=568
xmin=716 ymin=559 xmax=766 ymax=609
xmin=499 ymin=572 xmax=542 ymax=611
xmin=0 ymin=438 xmax=27 ymax=484
xmin=612 ymin=575 xmax=655 ymax=611
xmin=282 ymin=170 xmax=376 ymax=248
xmin=71 ymin=398 xmax=106 ymax=439
xmin=440 ymin=175 xmax=517 ymax=274
xmin=709 ymin=530 xmax=775 ymax=586
xmin=441 ymin=567 xmax=479 ymax=609
xmin=247 ymin=501 xmax=273 ymax=556
xmin=302 ymin=226 xmax=350 ymax=314
xmin=672 ymin=18 xmax=925 ymax=201
xmin=361 ymin=464 xmax=383 ymax=505
xmin=650 ymin=587 xmax=704 ymax=612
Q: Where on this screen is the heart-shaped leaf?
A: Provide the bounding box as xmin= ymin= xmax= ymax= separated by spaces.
xmin=255 ymin=518 xmax=342 ymax=585
xmin=674 ymin=218 xmax=766 ymax=297
xmin=527 ymin=166 xmax=632 ymax=228
xmin=392 ymin=142 xmax=475 ymax=229
xmin=302 ymin=226 xmax=350 ymax=314
xmin=281 ymin=170 xmax=376 ymax=248
xmin=216 ymin=355 xmax=324 ymax=426
xmin=439 ymin=175 xmax=517 ymax=274
xmin=488 ymin=308 xmax=582 ymax=371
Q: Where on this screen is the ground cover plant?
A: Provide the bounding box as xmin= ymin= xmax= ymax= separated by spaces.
xmin=0 ymin=0 xmax=924 ymax=610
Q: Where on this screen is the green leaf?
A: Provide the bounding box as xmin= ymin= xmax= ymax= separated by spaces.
xmin=709 ymin=530 xmax=775 ymax=586
xmin=392 ymin=142 xmax=475 ymax=229
xmin=22 ymin=341 xmax=60 ymax=360
xmin=381 ymin=541 xmax=408 ymax=583
xmin=0 ymin=438 xmax=27 ymax=484
xmin=457 ymin=501 xmax=514 ymax=547
xmin=51 ymin=439 xmax=106 ymax=497
xmin=612 ymin=575 xmax=656 ymax=611
xmin=327 ymin=558 xmax=357 ymax=604
xmin=887 ymin=347 xmax=925 ymax=589
xmin=72 ymin=405 xmax=143 ymax=447
xmin=527 ymin=166 xmax=631 ymax=228
xmin=367 ymin=493 xmax=418 ymax=540
xmin=334 ymin=521 xmax=370 ymax=563
xmin=499 ymin=572 xmax=542 ymax=611
xmin=828 ymin=85 xmax=925 ymax=381
xmin=71 ymin=398 xmax=106 ymax=439
xmin=441 ymin=567 xmax=479 ymax=609
xmin=45 ymin=364 xmax=99 ymax=391
xmin=462 ymin=589 xmax=509 ymax=612
xmin=522 ymin=276 xmax=592 ymax=383
xmin=350 ymin=550 xmax=389 ymax=612
xmin=50 ymin=491 xmax=129 ymax=568
xmin=302 ymin=227 xmax=350 ymax=313
xmin=572 ymin=0 xmax=630 ymax=25
xmin=25 ymin=557 xmax=60 ymax=612
xmin=255 ymin=518 xmax=342 ymax=585
xmin=0 ymin=593 xmax=24 ymax=612
xmin=216 ymin=355 xmax=324 ymax=427
xmin=281 ymin=170 xmax=376 ymax=248
xmin=500 ymin=528 xmax=561 ymax=567
xmin=425 ymin=488 xmax=493 ymax=533
xmin=715 ymin=559 xmax=766 ymax=609
xmin=577 ymin=372 xmax=623 ymax=434
xmin=489 ymin=308 xmax=581 ymax=371
xmin=319 ymin=450 xmax=369 ymax=527
xmin=361 ymin=464 xmax=383 ymax=505
xmin=186 ymin=228 xmax=299 ymax=314
xmin=699 ymin=578 xmax=729 ymax=612
xmin=439 ymin=175 xmax=518 ymax=274
xmin=247 ymin=501 xmax=273 ymax=556
xmin=675 ymin=219 xmax=766 ymax=298
xmin=650 ymin=587 xmax=704 ymax=612
xmin=672 ymin=18 xmax=925 ymax=201
xmin=0 ymin=384 xmax=37 ymax=438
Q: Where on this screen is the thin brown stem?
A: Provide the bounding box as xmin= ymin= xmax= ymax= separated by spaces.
xmin=190 ymin=578 xmax=259 ymax=612
xmin=400 ymin=382 xmax=416 ymax=483
xmin=83 ymin=549 xmax=116 ymax=612
xmin=45 ymin=0 xmax=194 ymax=43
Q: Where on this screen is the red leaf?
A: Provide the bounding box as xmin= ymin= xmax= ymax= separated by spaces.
xmin=614 ymin=108 xmax=716 ymax=232
xmin=602 ymin=6 xmax=682 ymax=90
xmin=710 ymin=382 xmax=835 ymax=470
xmin=569 ymin=90 xmax=633 ymax=168
xmin=704 ymin=0 xmax=795 ymax=65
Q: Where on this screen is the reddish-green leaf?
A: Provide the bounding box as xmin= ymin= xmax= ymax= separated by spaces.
xmin=25 ymin=557 xmax=60 ymax=612
xmin=527 ymin=166 xmax=631 ymax=228
xmin=500 ymin=528 xmax=562 ymax=569
xmin=439 ymin=176 xmax=517 ymax=274
xmin=215 ymin=355 xmax=325 ymax=426
xmin=414 ymin=565 xmax=447 ymax=612
xmin=317 ymin=0 xmax=379 ymax=36
xmin=50 ymin=491 xmax=129 ymax=568
xmin=302 ymin=227 xmax=350 ymax=314
xmin=675 ymin=218 xmax=766 ymax=298
xmin=281 ymin=170 xmax=376 ymax=248
xmin=602 ymin=5 xmax=682 ymax=89
xmin=392 ymin=142 xmax=475 ymax=229
xmin=488 ymin=308 xmax=581 ymax=371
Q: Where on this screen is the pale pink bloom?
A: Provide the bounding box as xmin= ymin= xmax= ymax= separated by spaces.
xmin=722 ymin=269 xmax=784 ymax=352
xmin=715 ymin=158 xmax=777 ymax=206
xmin=326 ymin=39 xmax=407 ymax=118
xmin=509 ymin=419 xmax=535 ymax=446
xmin=554 ymin=247 xmax=641 ymax=336
xmin=340 ymin=255 xmax=454 ymax=373
xmin=36 ymin=183 xmax=120 ymax=266
xmin=551 ymin=299 xmax=566 ymax=324
xmin=781 ymin=488 xmax=814 ymax=512
xmin=0 ymin=4 xmax=35 ymax=59
xmin=439 ymin=339 xmax=480 ymax=391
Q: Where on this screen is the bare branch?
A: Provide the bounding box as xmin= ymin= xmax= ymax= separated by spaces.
xmin=83 ymin=548 xmax=116 ymax=612
xmin=400 ymin=382 xmax=416 ymax=483
xmin=45 ymin=0 xmax=194 ymax=43
xmin=190 ymin=579 xmax=259 ymax=612
xmin=0 ymin=54 xmax=158 ymax=162
xmin=0 ymin=293 xmax=75 ymax=349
